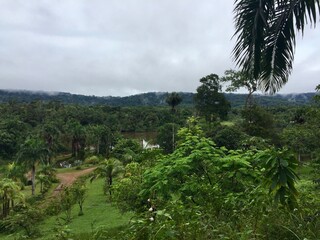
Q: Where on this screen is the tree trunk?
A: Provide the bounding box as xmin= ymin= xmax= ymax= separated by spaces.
xmin=31 ymin=164 xmax=36 ymax=195
xmin=245 ymin=90 xmax=254 ymax=109
xmin=108 ymin=176 xmax=112 ymax=197
xmin=172 ymin=124 xmax=175 ymax=152
xmin=78 ymin=203 xmax=83 ymax=216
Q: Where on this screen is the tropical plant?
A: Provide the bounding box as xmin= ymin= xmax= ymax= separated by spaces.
xmin=221 ymin=69 xmax=258 ymax=108
xmin=71 ymin=179 xmax=87 ymax=216
xmin=166 ymin=92 xmax=183 ymax=152
xmin=111 ymin=139 xmax=142 ymax=164
xmin=90 ymin=158 xmax=124 ymax=198
xmin=113 ymin=162 xmax=145 ymax=212
xmin=59 ymin=187 xmax=75 ymax=224
xmin=257 ymin=148 xmax=300 ymax=209
xmin=0 ymin=206 xmax=43 ymax=238
xmin=5 ymin=162 xmax=27 ymax=185
xmin=233 ymin=0 xmax=320 ymax=93
xmin=66 ymin=120 xmax=86 ymax=159
xmin=156 ymin=123 xmax=180 ymax=153
xmin=0 ymin=178 xmax=24 ymax=218
xmin=194 ymin=74 xmax=230 ymax=122
xmin=17 ymin=136 xmax=48 ymax=195
xmin=165 ymin=92 xmax=182 ymax=113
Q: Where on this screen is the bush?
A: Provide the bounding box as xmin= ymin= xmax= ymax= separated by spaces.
xmin=84 ymin=156 xmax=101 ymax=165
xmin=0 ymin=206 xmax=43 ymax=238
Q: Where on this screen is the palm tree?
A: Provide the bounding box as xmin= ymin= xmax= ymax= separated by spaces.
xmin=233 ymin=0 xmax=320 ymax=93
xmin=0 ymin=178 xmax=24 ymax=218
xmin=17 ymin=137 xmax=48 ymax=195
xmin=166 ymin=92 xmax=182 ymax=113
xmin=66 ymin=120 xmax=86 ymax=159
xmin=37 ymin=164 xmax=57 ymax=193
xmin=6 ymin=162 xmax=27 ymax=185
xmin=166 ymin=92 xmax=183 ymax=151
xmin=90 ymin=158 xmax=123 ymax=198
xmin=40 ymin=122 xmax=61 ymax=164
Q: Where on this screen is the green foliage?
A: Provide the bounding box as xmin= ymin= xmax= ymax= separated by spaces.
xmin=165 ymin=92 xmax=182 ymax=112
xmin=212 ymin=125 xmax=247 ymax=150
xmin=241 ymin=105 xmax=277 ymax=141
xmin=84 ymin=155 xmax=102 ymax=165
xmin=194 ymin=74 xmax=231 ymax=122
xmin=37 ymin=164 xmax=57 ymax=194
xmin=111 ymin=139 xmax=142 ymax=164
xmin=53 ymin=224 xmax=74 ymax=240
xmin=117 ymin=118 xmax=308 ymax=239
xmin=59 ymin=187 xmax=76 ymax=224
xmin=282 ymin=125 xmax=319 ymax=158
xmin=156 ymin=123 xmax=180 ymax=154
xmin=221 ymin=69 xmax=258 ymax=108
xmin=90 ymin=158 xmax=124 ymax=197
xmin=0 ymin=206 xmax=43 ymax=238
xmin=0 ymin=178 xmax=25 ymax=219
xmin=17 ymin=136 xmax=48 ymax=196
xmin=38 ymin=177 xmax=132 ymax=238
xmin=258 ymin=148 xmax=300 ymax=209
xmin=113 ymin=162 xmax=144 ymax=212
xmin=71 ymin=179 xmax=87 ymax=216
xmin=233 ymin=0 xmax=320 ymax=93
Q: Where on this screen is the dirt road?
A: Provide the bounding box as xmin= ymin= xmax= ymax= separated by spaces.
xmin=53 ymin=167 xmax=96 ymax=195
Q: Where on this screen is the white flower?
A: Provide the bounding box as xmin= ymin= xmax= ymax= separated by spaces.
xmin=147 ymin=198 xmax=151 ymax=202
xmin=148 ymin=207 xmax=153 ymax=212
xmin=149 ymin=217 xmax=154 ymax=221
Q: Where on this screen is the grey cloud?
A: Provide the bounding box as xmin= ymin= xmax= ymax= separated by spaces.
xmin=0 ymin=1 xmax=319 ymax=96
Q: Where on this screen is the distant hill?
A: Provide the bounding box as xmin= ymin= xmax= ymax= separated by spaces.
xmin=0 ymin=89 xmax=317 ymax=107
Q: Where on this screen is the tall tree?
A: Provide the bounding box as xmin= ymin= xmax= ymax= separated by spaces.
xmin=66 ymin=120 xmax=86 ymax=159
xmin=166 ymin=92 xmax=182 ymax=113
xmin=166 ymin=92 xmax=182 ymax=151
xmin=194 ymin=74 xmax=230 ymax=123
xmin=39 ymin=121 xmax=61 ymax=164
xmin=90 ymin=158 xmax=123 ymax=198
xmin=233 ymin=0 xmax=320 ymax=93
xmin=221 ymin=69 xmax=258 ymax=108
xmin=17 ymin=137 xmax=48 ymax=195
xmin=0 ymin=178 xmax=24 ymax=218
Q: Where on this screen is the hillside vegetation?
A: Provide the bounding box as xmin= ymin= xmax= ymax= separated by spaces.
xmin=0 ymin=89 xmax=316 ymax=107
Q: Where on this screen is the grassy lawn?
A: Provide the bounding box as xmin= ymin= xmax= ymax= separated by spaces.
xmin=0 ymin=177 xmax=132 ymax=240
xmin=39 ymin=178 xmax=132 ymax=239
xmin=221 ymin=121 xmax=235 ymax=126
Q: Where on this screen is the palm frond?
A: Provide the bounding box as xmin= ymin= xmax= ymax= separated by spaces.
xmin=233 ymin=0 xmax=272 ymax=79
xmin=233 ymin=0 xmax=320 ymax=94
xmin=260 ymin=1 xmax=295 ymax=93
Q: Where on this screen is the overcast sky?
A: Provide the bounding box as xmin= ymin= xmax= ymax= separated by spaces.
xmin=0 ymin=0 xmax=319 ymax=97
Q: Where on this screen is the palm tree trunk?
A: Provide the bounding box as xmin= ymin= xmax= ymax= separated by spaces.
xmin=108 ymin=176 xmax=112 ymax=197
xmin=172 ymin=124 xmax=175 ymax=152
xmin=97 ymin=140 xmax=100 ymax=154
xmin=31 ymin=164 xmax=36 ymax=195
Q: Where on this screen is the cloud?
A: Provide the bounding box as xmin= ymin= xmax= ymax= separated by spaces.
xmin=0 ymin=0 xmax=319 ymax=96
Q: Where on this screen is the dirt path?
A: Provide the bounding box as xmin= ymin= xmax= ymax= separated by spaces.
xmin=53 ymin=167 xmax=96 ymax=195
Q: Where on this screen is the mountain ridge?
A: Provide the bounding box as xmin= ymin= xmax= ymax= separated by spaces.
xmin=0 ymin=89 xmax=316 ymax=107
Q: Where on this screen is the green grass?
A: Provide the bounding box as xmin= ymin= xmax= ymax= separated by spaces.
xmin=55 ymin=166 xmax=83 ymax=173
xmin=221 ymin=121 xmax=235 ymax=126
xmin=0 ymin=177 xmax=132 ymax=240
xmin=39 ymin=178 xmax=132 ymax=239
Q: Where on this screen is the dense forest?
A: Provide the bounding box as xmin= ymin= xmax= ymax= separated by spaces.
xmin=0 ymin=89 xmax=316 ymax=107
xmin=0 ymin=82 xmax=320 ymax=239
